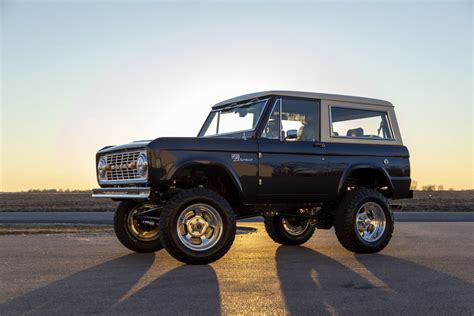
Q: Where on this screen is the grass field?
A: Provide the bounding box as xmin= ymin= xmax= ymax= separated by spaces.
xmin=0 ymin=191 xmax=473 ymax=212
xmin=0 ymin=193 xmax=116 ymax=212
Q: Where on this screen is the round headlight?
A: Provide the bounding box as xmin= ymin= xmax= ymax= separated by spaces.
xmin=136 ymin=153 xmax=148 ymax=177
xmin=97 ymin=158 xmax=107 ymax=179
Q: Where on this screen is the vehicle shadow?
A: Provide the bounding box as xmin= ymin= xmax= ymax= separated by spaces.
xmin=354 ymin=254 xmax=474 ymax=314
xmin=276 ymin=245 xmax=390 ymax=315
xmin=1 ymin=252 xmax=221 ymax=315
xmin=0 ymin=253 xmax=155 ymax=315
xmin=276 ymin=246 xmax=474 ymax=315
xmin=111 ymin=264 xmax=221 ymax=314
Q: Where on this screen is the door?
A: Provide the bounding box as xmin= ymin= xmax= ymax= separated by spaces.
xmin=258 ymin=97 xmax=328 ymax=203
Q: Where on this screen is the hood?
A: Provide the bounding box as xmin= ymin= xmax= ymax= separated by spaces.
xmin=97 ymin=140 xmax=152 ymax=155
xmin=148 ymin=137 xmax=257 ymax=153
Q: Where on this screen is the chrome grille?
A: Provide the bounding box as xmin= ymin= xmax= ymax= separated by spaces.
xmin=104 ymin=151 xmax=143 ymax=182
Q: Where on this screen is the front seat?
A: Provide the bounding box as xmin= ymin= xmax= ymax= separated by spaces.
xmin=346 ymin=128 xmax=364 ymax=137
xmin=298 ymin=116 xmax=317 ymax=141
xmin=265 ymin=119 xmax=281 ymax=139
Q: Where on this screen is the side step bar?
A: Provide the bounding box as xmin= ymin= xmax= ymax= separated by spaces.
xmin=92 ymin=187 xmax=150 ymax=199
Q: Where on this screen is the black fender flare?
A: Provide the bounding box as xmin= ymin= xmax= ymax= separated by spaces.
xmin=167 ymin=159 xmax=244 ymax=201
xmin=337 ymin=164 xmax=394 ymax=195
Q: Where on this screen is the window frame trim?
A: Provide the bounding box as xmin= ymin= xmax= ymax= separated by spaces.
xmin=328 ymin=105 xmax=396 ymax=141
xmin=320 ymin=99 xmax=403 ymax=146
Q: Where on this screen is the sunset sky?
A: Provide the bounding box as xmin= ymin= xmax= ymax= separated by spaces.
xmin=1 ymin=1 xmax=473 ymax=191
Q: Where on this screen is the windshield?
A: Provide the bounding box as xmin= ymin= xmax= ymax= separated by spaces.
xmin=199 ymin=100 xmax=267 ymax=137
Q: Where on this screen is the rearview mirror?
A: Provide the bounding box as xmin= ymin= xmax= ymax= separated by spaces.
xmin=285 ymin=129 xmax=298 ymax=140
xmin=236 ymin=108 xmax=248 ymax=117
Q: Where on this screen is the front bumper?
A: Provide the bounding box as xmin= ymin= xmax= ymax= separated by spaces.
xmin=92 ymin=187 xmax=150 ymax=199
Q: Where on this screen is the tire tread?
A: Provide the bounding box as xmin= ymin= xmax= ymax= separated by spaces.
xmin=160 ymin=188 xmax=236 ymax=264
xmin=334 ymin=188 xmax=394 ymax=253
xmin=113 ymin=201 xmax=163 ymax=253
xmin=264 ymin=216 xmax=315 ymax=246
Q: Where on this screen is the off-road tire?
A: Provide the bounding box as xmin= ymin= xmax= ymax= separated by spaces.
xmin=114 ymin=201 xmax=163 ymax=253
xmin=334 ymin=188 xmax=394 ymax=253
xmin=159 ymin=188 xmax=236 ymax=265
xmin=264 ymin=216 xmax=316 ymax=246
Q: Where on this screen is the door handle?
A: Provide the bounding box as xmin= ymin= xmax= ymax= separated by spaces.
xmin=313 ymin=142 xmax=326 ymax=148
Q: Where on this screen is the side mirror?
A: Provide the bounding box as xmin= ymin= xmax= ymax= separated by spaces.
xmin=285 ymin=129 xmax=298 ymax=140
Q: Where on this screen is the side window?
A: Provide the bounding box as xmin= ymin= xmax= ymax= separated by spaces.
xmin=330 ymin=107 xmax=393 ymax=139
xmin=261 ymin=98 xmax=319 ymax=141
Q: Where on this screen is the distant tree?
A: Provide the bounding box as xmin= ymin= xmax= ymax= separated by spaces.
xmin=410 ymin=180 xmax=418 ymax=190
xmin=437 ymin=185 xmax=444 ymax=191
xmin=422 ymin=184 xmax=436 ymax=191
xmin=23 ymin=188 xmax=92 ymax=193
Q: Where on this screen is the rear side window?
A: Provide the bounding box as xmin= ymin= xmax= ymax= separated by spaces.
xmin=330 ymin=107 xmax=393 ymax=139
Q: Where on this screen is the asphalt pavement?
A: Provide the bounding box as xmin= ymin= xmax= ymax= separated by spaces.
xmin=0 ymin=222 xmax=473 ymax=315
xmin=0 ymin=211 xmax=473 ymax=224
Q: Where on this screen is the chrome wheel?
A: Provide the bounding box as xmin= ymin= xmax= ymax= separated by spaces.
xmin=355 ymin=202 xmax=386 ymax=242
xmin=126 ymin=204 xmax=160 ymax=241
xmin=176 ymin=203 xmax=223 ymax=251
xmin=282 ymin=218 xmax=310 ymax=236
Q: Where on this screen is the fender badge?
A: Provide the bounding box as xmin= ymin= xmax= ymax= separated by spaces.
xmin=383 ymin=159 xmax=389 ymax=165
xmin=232 ymin=153 xmax=253 ymax=162
xmin=231 ymin=153 xmax=240 ymax=161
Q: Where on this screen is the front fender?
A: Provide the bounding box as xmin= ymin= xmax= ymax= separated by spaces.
xmin=147 ymin=137 xmax=259 ymax=202
xmin=170 ymin=159 xmax=244 ymax=194
xmin=153 ymin=150 xmax=248 ymax=201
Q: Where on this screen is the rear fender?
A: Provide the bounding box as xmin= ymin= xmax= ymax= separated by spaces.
xmin=337 ymin=164 xmax=394 ymax=196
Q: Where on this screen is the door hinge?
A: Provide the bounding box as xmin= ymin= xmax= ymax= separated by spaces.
xmin=258 ymin=152 xmax=262 ymax=159
xmin=258 ymin=179 xmax=262 ymax=186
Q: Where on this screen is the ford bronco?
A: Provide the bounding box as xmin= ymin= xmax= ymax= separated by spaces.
xmin=93 ymin=91 xmax=412 ymax=264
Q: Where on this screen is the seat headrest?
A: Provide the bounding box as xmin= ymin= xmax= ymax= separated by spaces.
xmin=347 ymin=128 xmax=364 ymax=137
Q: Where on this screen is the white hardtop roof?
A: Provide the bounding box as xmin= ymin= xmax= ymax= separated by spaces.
xmin=213 ymin=90 xmax=393 ymax=108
